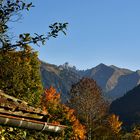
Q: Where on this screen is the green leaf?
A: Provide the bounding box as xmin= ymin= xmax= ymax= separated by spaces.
xmin=62 ymin=30 xmax=66 ymax=35
xmin=19 ymin=34 xmax=23 ymax=39
xmin=27 ymin=2 xmax=32 ymax=8
xmin=22 ymin=3 xmax=25 ymax=9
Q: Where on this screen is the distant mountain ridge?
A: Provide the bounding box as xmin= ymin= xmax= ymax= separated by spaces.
xmin=40 ymin=61 xmax=140 ymax=102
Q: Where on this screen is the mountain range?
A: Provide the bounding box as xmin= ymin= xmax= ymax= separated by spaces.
xmin=40 ymin=61 xmax=140 ymax=102
xmin=109 ymin=84 xmax=140 ymax=127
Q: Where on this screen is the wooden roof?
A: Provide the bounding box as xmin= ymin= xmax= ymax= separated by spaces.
xmin=0 ymin=90 xmax=67 ymax=132
xmin=0 ymin=90 xmax=46 ymax=119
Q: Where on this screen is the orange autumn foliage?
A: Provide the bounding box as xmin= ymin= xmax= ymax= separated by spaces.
xmin=61 ymin=104 xmax=86 ymax=139
xmin=41 ymin=86 xmax=86 ymax=139
xmin=41 ymin=86 xmax=60 ymax=111
xmin=43 ymin=86 xmax=60 ymax=102
xmin=51 ymin=121 xmax=60 ymax=125
xmin=107 ymin=114 xmax=122 ymax=134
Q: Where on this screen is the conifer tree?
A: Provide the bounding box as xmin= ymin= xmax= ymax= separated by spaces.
xmin=0 ymin=0 xmax=67 ymax=105
xmin=0 ymin=48 xmax=43 ymax=105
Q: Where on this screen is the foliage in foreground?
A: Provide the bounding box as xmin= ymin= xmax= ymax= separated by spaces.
xmin=41 ymin=86 xmax=86 ymax=139
xmin=0 ymin=49 xmax=43 ymax=106
xmin=0 ymin=0 xmax=68 ymax=52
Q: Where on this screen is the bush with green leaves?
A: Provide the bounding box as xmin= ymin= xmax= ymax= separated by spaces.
xmin=0 ymin=49 xmax=43 ymax=106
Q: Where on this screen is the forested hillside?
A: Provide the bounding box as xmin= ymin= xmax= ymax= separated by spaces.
xmin=110 ymin=84 xmax=140 ymax=127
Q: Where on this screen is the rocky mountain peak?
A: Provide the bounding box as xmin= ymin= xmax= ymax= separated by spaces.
xmin=95 ymin=63 xmax=108 ymax=69
xmin=40 ymin=61 xmax=140 ymax=102
xmin=58 ymin=62 xmax=76 ymax=71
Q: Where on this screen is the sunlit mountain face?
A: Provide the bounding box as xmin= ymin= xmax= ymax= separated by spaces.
xmin=40 ymin=61 xmax=140 ymax=102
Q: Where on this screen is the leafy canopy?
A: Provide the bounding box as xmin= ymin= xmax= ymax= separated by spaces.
xmin=0 ymin=0 xmax=68 ymax=52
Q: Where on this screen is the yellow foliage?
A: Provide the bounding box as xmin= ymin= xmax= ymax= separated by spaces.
xmin=132 ymin=126 xmax=140 ymax=139
xmin=107 ymin=114 xmax=122 ymax=134
xmin=72 ymin=120 xmax=86 ymax=139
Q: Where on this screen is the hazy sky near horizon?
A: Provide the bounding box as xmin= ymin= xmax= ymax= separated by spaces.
xmin=12 ymin=0 xmax=140 ymax=70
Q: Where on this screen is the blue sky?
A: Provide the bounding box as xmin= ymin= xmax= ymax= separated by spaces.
xmin=12 ymin=0 xmax=140 ymax=70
